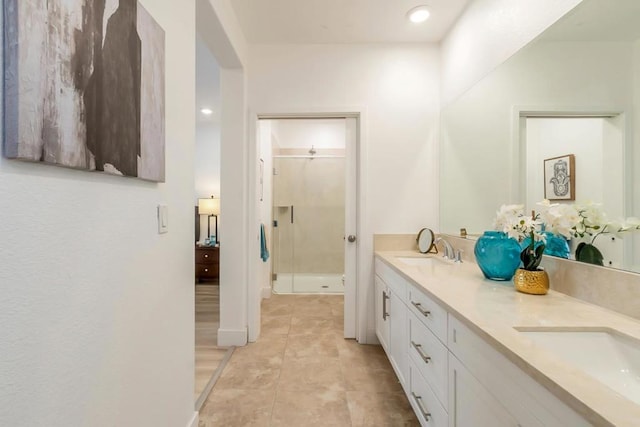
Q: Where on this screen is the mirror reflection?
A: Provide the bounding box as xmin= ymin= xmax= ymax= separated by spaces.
xmin=440 ymin=0 xmax=640 ymax=273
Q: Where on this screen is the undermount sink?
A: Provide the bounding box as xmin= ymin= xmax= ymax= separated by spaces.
xmin=516 ymin=328 xmax=640 ymax=405
xmin=396 ymin=256 xmax=448 ymax=267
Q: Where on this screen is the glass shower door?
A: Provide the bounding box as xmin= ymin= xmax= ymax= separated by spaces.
xmin=272 ymin=156 xmax=345 ymax=294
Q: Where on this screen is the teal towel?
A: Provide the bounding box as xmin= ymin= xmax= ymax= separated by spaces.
xmin=260 ymin=224 xmax=270 ymax=262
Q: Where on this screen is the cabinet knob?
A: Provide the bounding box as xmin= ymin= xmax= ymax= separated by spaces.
xmin=204 ymin=269 xmax=208 ymax=272
xmin=204 ymin=254 xmax=209 ymax=258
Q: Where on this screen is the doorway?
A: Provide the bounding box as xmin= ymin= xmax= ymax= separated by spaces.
xmin=269 ymin=119 xmax=347 ymax=294
xmin=255 ymin=116 xmax=358 ymax=338
xmin=518 ymin=111 xmax=630 ymax=268
xmin=193 ymin=33 xmax=232 ymax=410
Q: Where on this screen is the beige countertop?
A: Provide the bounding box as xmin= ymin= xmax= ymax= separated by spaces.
xmin=375 ymin=250 xmax=640 ymax=427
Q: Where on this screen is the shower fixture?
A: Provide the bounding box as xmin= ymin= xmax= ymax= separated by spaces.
xmin=309 ymin=145 xmax=316 ymax=156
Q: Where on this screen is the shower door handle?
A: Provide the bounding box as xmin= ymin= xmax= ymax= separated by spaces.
xmin=290 ymin=205 xmax=294 ymax=223
xmin=347 ymin=235 xmax=357 ymax=243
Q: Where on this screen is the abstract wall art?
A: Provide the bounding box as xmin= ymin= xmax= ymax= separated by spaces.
xmin=4 ymin=0 xmax=166 ymax=182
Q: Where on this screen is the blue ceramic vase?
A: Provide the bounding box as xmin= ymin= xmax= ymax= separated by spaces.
xmin=474 ymin=231 xmax=522 ymax=281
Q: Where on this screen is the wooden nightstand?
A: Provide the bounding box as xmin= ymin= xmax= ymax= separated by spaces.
xmin=195 ymin=246 xmax=219 ymax=282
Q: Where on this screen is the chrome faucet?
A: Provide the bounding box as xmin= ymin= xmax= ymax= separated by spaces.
xmin=435 ymin=237 xmax=455 ymax=260
xmin=435 ymin=237 xmax=464 ymax=263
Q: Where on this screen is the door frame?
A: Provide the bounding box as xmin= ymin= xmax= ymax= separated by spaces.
xmin=247 ymin=108 xmax=368 ymax=342
xmin=511 ymin=105 xmax=634 ymax=267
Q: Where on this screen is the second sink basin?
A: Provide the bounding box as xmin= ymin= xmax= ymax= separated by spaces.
xmin=517 ymin=328 xmax=640 ymax=405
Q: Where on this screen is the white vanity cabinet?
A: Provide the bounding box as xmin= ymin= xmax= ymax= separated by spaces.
xmin=448 ymin=355 xmax=520 ymax=427
xmin=374 ymin=256 xmax=591 ymax=427
xmin=448 ymin=316 xmax=589 ymax=427
xmin=374 ymin=275 xmax=390 ymax=352
xmin=388 ymin=287 xmax=408 ymax=387
xmin=374 ymin=259 xmax=408 ymax=388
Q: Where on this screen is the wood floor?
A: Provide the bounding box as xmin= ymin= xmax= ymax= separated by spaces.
xmin=198 ymin=294 xmax=418 ymax=426
xmin=195 ymin=283 xmax=229 ymax=402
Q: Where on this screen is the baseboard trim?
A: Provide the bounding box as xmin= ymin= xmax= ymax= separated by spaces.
xmin=186 ymin=411 xmax=198 ymax=427
xmin=217 ymin=328 xmax=248 ymax=346
xmin=261 ymin=286 xmax=272 ymax=299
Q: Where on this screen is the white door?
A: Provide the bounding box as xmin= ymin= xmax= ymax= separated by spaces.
xmin=344 ymin=117 xmax=358 ymax=338
xmin=448 ymin=355 xmax=519 ymax=427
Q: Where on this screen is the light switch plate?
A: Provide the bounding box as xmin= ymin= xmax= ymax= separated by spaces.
xmin=157 ymin=205 xmax=168 ymax=234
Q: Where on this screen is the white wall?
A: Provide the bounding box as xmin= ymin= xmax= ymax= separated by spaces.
xmin=440 ymin=0 xmax=583 ymax=106
xmin=0 ymin=1 xmax=196 ymax=426
xmin=271 ymin=119 xmax=346 ymax=149
xmin=525 ymin=118 xmax=606 ymax=209
xmin=248 ymin=43 xmax=440 ymax=341
xmin=258 ymin=121 xmax=274 ymax=298
xmin=198 ymin=0 xmax=250 ymax=346
xmin=195 ymin=123 xmax=221 ymax=242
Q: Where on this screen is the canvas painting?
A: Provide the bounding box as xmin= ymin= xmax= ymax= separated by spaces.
xmin=4 ymin=0 xmax=166 ymax=182
xmin=544 ymin=154 xmax=575 ymax=201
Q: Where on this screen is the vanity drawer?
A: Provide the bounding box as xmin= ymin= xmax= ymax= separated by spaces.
xmin=409 ymin=359 xmax=448 ymax=427
xmin=409 ymin=311 xmax=448 ymax=410
xmin=375 ymin=257 xmax=407 ymax=302
xmin=408 ymin=286 xmax=447 ymax=344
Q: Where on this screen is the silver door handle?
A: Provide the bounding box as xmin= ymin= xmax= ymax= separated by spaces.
xmin=382 ymin=290 xmax=390 ymax=321
xmin=347 ymin=235 xmax=356 ymax=243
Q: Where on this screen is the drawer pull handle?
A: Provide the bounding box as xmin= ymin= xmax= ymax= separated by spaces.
xmin=382 ymin=290 xmax=390 ymax=321
xmin=411 ymin=392 xmax=431 ymax=421
xmin=411 ymin=301 xmax=431 ymax=317
xmin=411 ymin=341 xmax=431 ymax=363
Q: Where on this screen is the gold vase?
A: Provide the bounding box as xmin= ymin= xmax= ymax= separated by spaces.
xmin=513 ymin=268 xmax=549 ymax=295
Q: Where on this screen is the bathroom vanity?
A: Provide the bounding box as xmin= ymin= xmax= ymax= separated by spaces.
xmin=374 ymin=249 xmax=640 ymax=427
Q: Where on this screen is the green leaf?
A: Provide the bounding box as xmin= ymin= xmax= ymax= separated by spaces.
xmin=575 ymin=243 xmax=604 ymax=266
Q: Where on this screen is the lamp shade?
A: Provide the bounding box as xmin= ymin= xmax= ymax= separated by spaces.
xmin=198 ymin=197 xmax=220 ymax=215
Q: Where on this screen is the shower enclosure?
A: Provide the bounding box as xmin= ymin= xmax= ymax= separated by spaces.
xmin=271 ymin=155 xmax=345 ymax=294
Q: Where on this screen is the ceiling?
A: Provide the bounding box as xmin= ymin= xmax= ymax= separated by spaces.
xmin=196 ymin=0 xmax=470 ymax=121
xmin=196 ymin=35 xmax=220 ymax=124
xmin=230 ymin=0 xmax=471 ymax=44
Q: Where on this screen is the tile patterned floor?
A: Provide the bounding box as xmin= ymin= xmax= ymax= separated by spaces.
xmin=198 ymin=294 xmax=419 ymax=426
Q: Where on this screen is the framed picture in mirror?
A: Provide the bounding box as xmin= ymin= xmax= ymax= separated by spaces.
xmin=544 ymin=154 xmax=575 ymax=201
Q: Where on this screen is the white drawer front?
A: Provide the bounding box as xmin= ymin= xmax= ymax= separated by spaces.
xmin=408 ymin=286 xmax=447 ymax=344
xmin=409 ymin=359 xmax=448 ymax=427
xmin=375 ymin=258 xmax=407 ymax=302
xmin=409 ymin=311 xmax=448 ymax=410
xmin=448 ymin=315 xmax=589 ymax=427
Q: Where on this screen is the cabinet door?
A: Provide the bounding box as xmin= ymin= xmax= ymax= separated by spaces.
xmin=374 ymin=276 xmax=390 ymax=352
xmin=389 ymin=287 xmax=408 ymax=389
xmin=449 ymin=354 xmax=519 ymax=427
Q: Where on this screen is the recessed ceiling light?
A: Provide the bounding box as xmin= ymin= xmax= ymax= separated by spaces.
xmin=200 ymin=108 xmax=213 ymax=115
xmin=407 ymin=6 xmax=430 ymax=23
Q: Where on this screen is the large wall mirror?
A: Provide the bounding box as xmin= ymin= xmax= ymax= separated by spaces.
xmin=440 ymin=0 xmax=640 ymax=273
